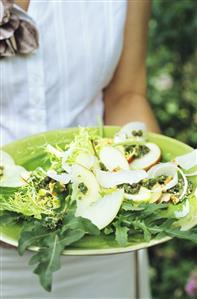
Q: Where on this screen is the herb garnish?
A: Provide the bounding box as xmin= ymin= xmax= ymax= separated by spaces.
xmin=125 ymin=144 xmax=150 ymax=159
xmin=0 ymin=166 xmax=4 ymax=177
xmin=78 ymin=182 xmax=88 ymax=194
xmin=118 ymin=183 xmax=141 ymax=194
xmin=132 ymin=130 xmax=143 ymax=137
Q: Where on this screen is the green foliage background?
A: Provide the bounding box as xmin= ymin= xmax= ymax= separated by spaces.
xmin=148 ymin=0 xmax=197 ymax=148
xmin=148 ymin=1 xmax=197 ymax=298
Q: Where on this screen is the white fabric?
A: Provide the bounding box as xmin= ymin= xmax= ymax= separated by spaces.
xmin=1 ymin=1 xmax=126 ymax=144
xmin=1 ymin=1 xmax=151 ymax=298
xmin=1 ymin=248 xmax=150 ymax=299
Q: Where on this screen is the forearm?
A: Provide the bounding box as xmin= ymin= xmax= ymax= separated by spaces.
xmin=104 ymin=92 xmax=160 ymax=133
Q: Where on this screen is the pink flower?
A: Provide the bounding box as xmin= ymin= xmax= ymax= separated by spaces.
xmin=0 ymin=0 xmax=39 ymax=57
xmin=185 ymin=273 xmax=197 ymax=297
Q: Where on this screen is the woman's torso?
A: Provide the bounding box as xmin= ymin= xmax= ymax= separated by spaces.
xmin=1 ymin=0 xmax=127 ymax=145
xmin=1 ymin=2 xmax=151 ymax=298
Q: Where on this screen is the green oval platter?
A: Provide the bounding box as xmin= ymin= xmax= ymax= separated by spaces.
xmin=0 ymin=127 xmax=196 ymax=255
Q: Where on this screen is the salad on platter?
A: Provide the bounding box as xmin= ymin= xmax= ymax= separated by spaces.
xmin=0 ymin=122 xmax=197 ymax=292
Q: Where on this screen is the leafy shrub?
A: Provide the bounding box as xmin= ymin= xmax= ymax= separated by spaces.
xmin=147 ymin=0 xmax=197 ymax=148
xmin=148 ymin=1 xmax=197 ymax=298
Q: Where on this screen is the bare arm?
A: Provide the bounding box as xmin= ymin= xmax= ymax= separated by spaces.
xmin=104 ymin=0 xmax=160 ymax=133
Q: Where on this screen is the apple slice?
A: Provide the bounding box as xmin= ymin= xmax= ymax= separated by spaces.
xmin=47 ymin=170 xmax=71 ymax=184
xmin=0 ymin=150 xmax=15 ymax=166
xmin=159 ymin=193 xmax=171 ymax=203
xmin=114 ymin=122 xmax=147 ymax=143
xmin=174 ymin=200 xmax=190 ymax=218
xmin=0 ymin=151 xmax=28 ymax=187
xmin=175 ymin=149 xmax=197 ymax=170
xmin=0 ymin=164 xmax=29 ymax=187
xmin=75 ymin=152 xmax=99 ymax=170
xmin=75 ymin=190 xmax=124 ymax=229
xmin=124 ymin=187 xmax=151 ymax=202
xmin=130 ymin=143 xmax=161 ymax=170
xmin=71 ymin=164 xmax=100 ymax=210
xmin=95 ymin=169 xmax=147 ymax=188
xmin=148 ymin=162 xmax=178 ymax=191
xmin=150 ymin=189 xmax=162 ymax=203
xmin=46 ymin=144 xmax=64 ymax=158
xmin=99 ymin=146 xmax=129 ymax=171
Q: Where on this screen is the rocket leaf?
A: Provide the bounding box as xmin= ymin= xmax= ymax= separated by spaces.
xmin=18 ymin=213 xmax=100 ymax=291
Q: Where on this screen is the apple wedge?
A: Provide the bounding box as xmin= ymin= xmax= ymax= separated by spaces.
xmin=0 ymin=164 xmax=29 ymax=187
xmin=130 ymin=143 xmax=161 ymax=170
xmin=175 ymin=149 xmax=197 ymax=170
xmin=75 ymin=152 xmax=99 ymax=170
xmin=114 ymin=122 xmax=147 ymax=143
xmin=99 ymin=146 xmax=129 ymax=171
xmin=0 ymin=151 xmax=28 ymax=187
xmin=124 ymin=186 xmax=152 ymax=202
xmin=148 ymin=162 xmax=178 ymax=191
xmin=47 ymin=170 xmax=71 ymax=184
xmin=0 ymin=150 xmax=15 ymax=166
xmin=71 ymin=164 xmax=100 ymax=210
xmin=95 ymin=169 xmax=147 ymax=188
xmin=149 ymin=189 xmax=162 ymax=203
xmin=46 ymin=144 xmax=64 ymax=158
xmin=75 ymin=190 xmax=124 ymax=230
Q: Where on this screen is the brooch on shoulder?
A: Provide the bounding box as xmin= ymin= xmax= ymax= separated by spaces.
xmin=0 ymin=0 xmax=39 ymax=58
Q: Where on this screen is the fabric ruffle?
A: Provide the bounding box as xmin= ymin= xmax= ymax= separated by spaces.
xmin=0 ymin=0 xmax=39 ymax=57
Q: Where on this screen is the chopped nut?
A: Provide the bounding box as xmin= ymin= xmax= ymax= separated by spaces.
xmin=150 ymin=190 xmax=162 ymax=203
xmin=160 ymin=193 xmax=171 ymax=203
xmin=170 ymin=194 xmax=179 ymax=204
xmin=164 ymin=176 xmax=173 ymax=184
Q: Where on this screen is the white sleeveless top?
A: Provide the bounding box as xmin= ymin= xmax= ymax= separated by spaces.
xmin=1 ymin=1 xmax=126 ymax=144
xmin=1 ymin=2 xmax=151 ymax=298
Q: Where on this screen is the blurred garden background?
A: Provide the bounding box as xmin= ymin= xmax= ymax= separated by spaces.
xmin=147 ymin=0 xmax=197 ymax=298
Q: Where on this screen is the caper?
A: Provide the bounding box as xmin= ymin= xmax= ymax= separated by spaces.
xmin=132 ymin=130 xmax=143 ymax=137
xmin=78 ymin=182 xmax=88 ymax=194
xmin=0 ymin=166 xmax=4 ymax=177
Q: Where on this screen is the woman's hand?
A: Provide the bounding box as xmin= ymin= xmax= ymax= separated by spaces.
xmin=104 ymin=0 xmax=160 ymax=133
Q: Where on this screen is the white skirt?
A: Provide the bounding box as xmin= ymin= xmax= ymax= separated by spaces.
xmin=1 ymin=247 xmax=151 ymax=299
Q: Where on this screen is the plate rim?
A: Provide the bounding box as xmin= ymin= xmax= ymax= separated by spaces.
xmin=0 ymin=231 xmax=171 ymax=255
xmin=1 ymin=126 xmax=194 ymax=152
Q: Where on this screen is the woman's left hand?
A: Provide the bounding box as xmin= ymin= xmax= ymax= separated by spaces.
xmin=104 ymin=0 xmax=160 ymax=133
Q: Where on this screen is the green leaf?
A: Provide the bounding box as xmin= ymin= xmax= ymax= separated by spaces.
xmin=103 ymin=227 xmax=113 ymax=235
xmin=29 ymin=229 xmax=86 ymax=292
xmin=61 ymin=214 xmax=100 ymax=236
xmin=33 ymin=234 xmax=63 ymax=292
xmin=164 ymin=228 xmax=197 ymax=244
xmin=0 ymin=187 xmax=20 ymax=197
xmin=0 ymin=211 xmax=20 ymax=225
xmin=115 ymin=223 xmax=129 ymax=247
xmin=131 ymin=220 xmax=152 ymax=242
xmin=140 ymin=203 xmax=169 ymax=216
xmin=18 ymin=213 xmax=100 ymax=291
xmin=175 ymin=195 xmax=197 ymax=230
xmin=60 ymin=229 xmax=85 ymax=246
xmin=121 ymin=201 xmax=145 ymax=211
xmin=18 ymin=222 xmax=51 ymax=255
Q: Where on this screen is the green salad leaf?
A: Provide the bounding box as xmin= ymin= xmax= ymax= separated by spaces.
xmin=114 ymin=222 xmax=129 ymax=247
xmin=17 ymin=212 xmax=100 ymax=291
xmin=175 ymin=195 xmax=197 ymax=230
xmin=104 ymin=201 xmax=197 ymax=246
